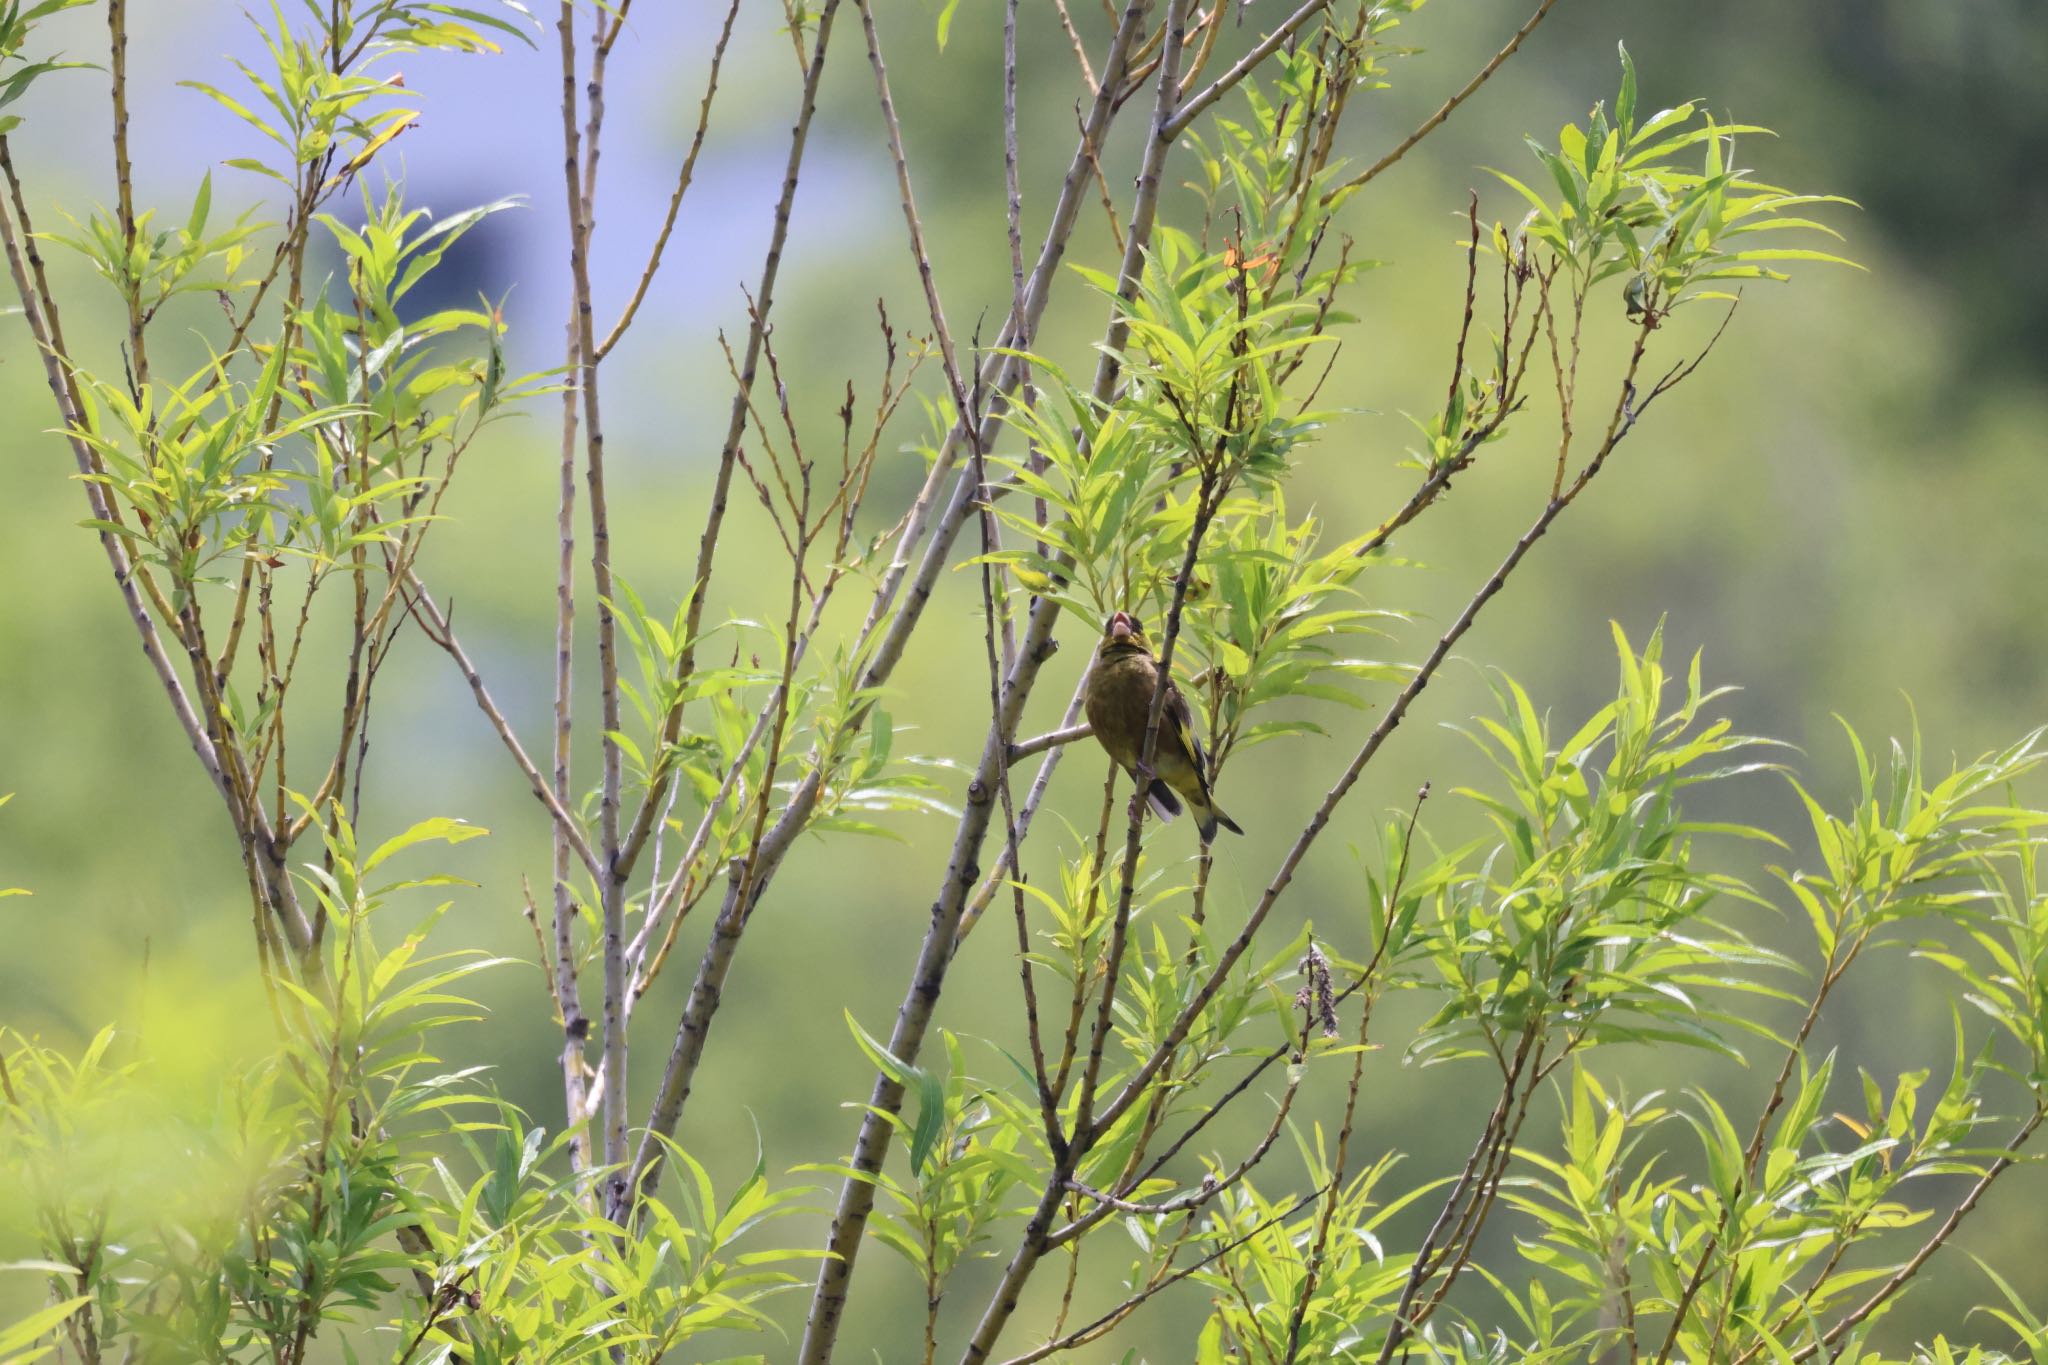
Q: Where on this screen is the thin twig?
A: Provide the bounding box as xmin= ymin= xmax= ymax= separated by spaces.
xmin=107 ymin=0 xmax=151 ymax=402
xmin=1008 ymin=724 xmax=1094 ymax=765
xmin=1325 ymin=0 xmax=1561 ymax=201
xmin=996 ymin=1186 xmax=1330 ymax=1365
xmin=620 ymin=0 xmax=849 ymax=1211
xmin=1162 ymin=0 xmax=1330 ymax=138
xmin=1282 ymin=787 xmax=1428 ymax=1361
xmin=1793 ymin=1105 xmax=2046 ymax=1361
xmin=593 ymin=0 xmax=741 ymax=361
xmin=401 ymin=573 xmax=605 ymax=885
xmin=956 ymin=679 xmax=1090 ymax=948
xmin=556 ymin=0 xmax=632 ymax=1206
xmin=1051 ymin=0 xmax=1099 ymax=94
xmin=608 ymin=0 xmax=846 ymax=890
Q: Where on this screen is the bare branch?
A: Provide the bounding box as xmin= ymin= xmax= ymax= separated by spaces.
xmin=957 ymin=678 xmax=1090 ymax=947
xmin=609 ymin=0 xmax=846 ymax=889
xmin=1163 ymin=0 xmax=1331 ymax=139
xmin=593 ymin=0 xmax=741 ymax=361
xmin=555 ymin=0 xmax=633 ymax=1204
xmin=1795 ymin=1104 xmax=2046 ymax=1361
xmin=1007 ymin=724 xmax=1094 ymax=765
xmin=402 ymin=574 xmax=606 ymax=887
xmin=1326 ymin=0 xmax=1561 ymax=201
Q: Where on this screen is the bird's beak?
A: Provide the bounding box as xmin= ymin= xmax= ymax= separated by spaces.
xmin=1110 ymin=613 xmax=1132 ymax=641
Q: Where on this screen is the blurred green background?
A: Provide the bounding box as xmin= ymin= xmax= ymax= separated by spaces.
xmin=3 ymin=0 xmax=2045 ymax=1358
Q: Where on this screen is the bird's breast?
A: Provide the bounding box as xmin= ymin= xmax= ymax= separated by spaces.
xmin=1085 ymin=653 xmax=1160 ymax=769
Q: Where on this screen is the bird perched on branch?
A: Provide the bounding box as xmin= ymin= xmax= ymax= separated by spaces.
xmin=1083 ymin=610 xmax=1243 ymax=843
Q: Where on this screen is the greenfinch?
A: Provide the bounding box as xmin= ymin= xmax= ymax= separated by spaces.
xmin=1083 ymin=610 xmax=1243 ymax=843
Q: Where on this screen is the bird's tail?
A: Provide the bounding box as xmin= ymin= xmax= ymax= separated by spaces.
xmin=1190 ymin=792 xmax=1245 ymax=844
xmin=1146 ymin=777 xmax=1183 ymax=824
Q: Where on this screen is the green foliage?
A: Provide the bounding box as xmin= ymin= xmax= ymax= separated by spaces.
xmin=183 ymin=2 xmax=535 ymax=189
xmin=0 ymin=0 xmax=90 ymax=136
xmin=1189 ymin=1147 xmax=1416 ymax=1361
xmin=1416 ymin=625 xmax=1793 ymax=1064
xmin=0 ymin=812 xmax=810 ymax=1365
xmin=46 ymin=174 xmax=265 ymax=322
xmin=980 ymin=227 xmax=1349 ymax=627
xmin=810 ymin=1030 xmax=1028 ymax=1347
xmin=1010 ymin=630 xmax=2048 ymax=1363
xmin=1491 ymin=44 xmax=1858 ymax=316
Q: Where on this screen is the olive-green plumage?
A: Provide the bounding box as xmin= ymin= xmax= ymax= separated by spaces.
xmin=1083 ymin=611 xmax=1243 ymax=843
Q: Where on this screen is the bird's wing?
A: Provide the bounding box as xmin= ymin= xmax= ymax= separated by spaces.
xmin=1161 ymin=676 xmax=1211 ymax=783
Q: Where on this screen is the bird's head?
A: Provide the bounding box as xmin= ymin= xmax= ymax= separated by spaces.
xmin=1099 ymin=610 xmax=1149 ymax=654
